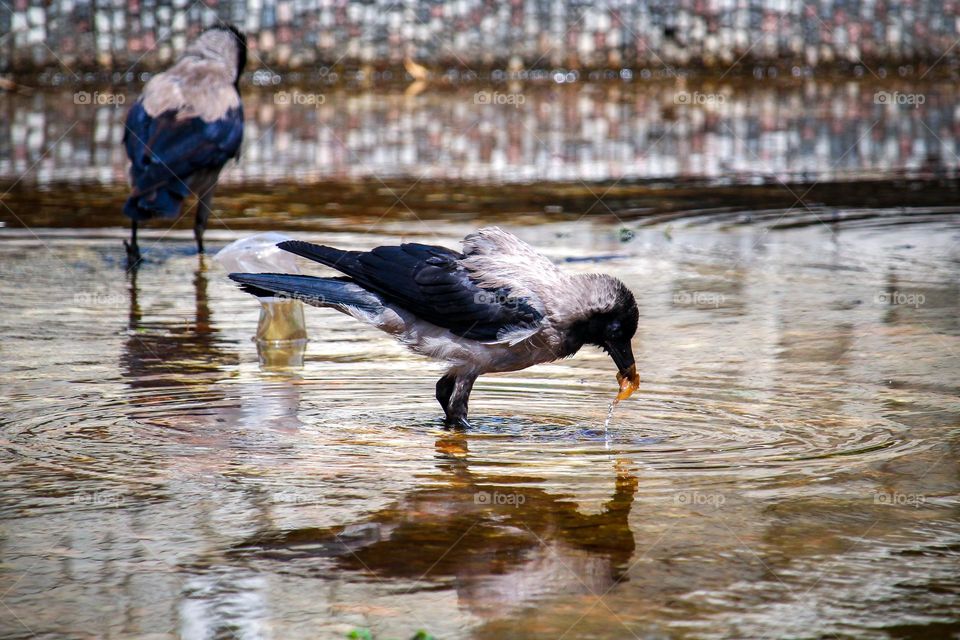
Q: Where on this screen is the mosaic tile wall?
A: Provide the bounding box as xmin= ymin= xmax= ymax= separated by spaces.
xmin=2 ymin=0 xmax=959 ymax=74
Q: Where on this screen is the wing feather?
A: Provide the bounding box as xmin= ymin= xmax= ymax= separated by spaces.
xmin=124 ymin=101 xmax=244 ymax=198
xmin=278 ymin=240 xmax=543 ymax=342
xmin=459 ymin=227 xmax=565 ymax=316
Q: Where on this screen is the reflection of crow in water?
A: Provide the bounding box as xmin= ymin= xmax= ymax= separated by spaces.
xmin=121 ymin=261 xmax=237 ymax=387
xmin=230 ymin=436 xmax=637 ymax=609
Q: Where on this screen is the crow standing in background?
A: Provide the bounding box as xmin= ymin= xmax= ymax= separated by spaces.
xmin=122 ymin=25 xmax=247 ymax=267
xmin=229 ymin=227 xmax=641 ymax=427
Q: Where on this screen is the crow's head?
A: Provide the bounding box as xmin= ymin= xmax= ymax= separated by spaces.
xmin=564 ymin=275 xmax=640 ymax=401
xmin=196 ymin=25 xmax=248 ymax=88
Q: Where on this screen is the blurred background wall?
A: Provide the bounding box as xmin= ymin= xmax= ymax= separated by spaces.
xmin=3 ymin=0 xmax=960 ymax=75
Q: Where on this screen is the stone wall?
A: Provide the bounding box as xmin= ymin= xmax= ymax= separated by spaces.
xmin=2 ymin=0 xmax=959 ymax=75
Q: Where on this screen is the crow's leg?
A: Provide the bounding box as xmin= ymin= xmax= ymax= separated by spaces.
xmin=436 ymin=375 xmax=456 ymax=416
xmin=124 ymin=220 xmax=141 ymax=268
xmin=194 ymin=188 xmax=215 ymax=254
xmin=443 ymin=373 xmax=478 ymax=429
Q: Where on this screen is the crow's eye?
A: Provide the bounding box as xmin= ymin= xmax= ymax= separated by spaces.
xmin=608 ymin=320 xmax=621 ymax=335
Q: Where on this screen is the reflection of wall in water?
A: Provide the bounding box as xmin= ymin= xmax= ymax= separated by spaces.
xmin=2 ymin=84 xmax=960 ymax=185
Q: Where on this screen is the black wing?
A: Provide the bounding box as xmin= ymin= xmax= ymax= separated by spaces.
xmin=124 ymin=101 xmax=244 ymax=195
xmin=278 ymin=240 xmax=543 ymax=341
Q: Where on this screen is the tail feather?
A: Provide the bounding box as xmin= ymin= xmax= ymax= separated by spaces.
xmin=123 ymin=188 xmax=185 ymax=221
xmin=228 ymin=273 xmax=382 ymax=313
xmin=277 ymin=240 xmax=360 ymax=271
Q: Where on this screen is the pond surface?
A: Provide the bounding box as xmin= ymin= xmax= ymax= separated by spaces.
xmin=1 ymin=83 xmax=960 ymax=639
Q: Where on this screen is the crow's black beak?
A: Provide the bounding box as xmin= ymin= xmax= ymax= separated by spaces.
xmin=605 ymin=339 xmax=640 ymax=401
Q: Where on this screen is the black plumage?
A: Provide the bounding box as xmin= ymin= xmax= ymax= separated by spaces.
xmin=123 ymin=105 xmax=244 ymax=221
xmin=277 ymin=240 xmax=543 ymax=341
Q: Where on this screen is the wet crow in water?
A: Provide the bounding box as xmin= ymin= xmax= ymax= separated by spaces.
xmin=229 ymin=227 xmax=640 ymax=427
xmin=122 ymin=25 xmax=247 ymax=266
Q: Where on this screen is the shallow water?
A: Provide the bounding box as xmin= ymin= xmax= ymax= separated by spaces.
xmin=1 ymin=84 xmax=960 ymax=639
xmin=2 ymin=208 xmax=958 ymax=639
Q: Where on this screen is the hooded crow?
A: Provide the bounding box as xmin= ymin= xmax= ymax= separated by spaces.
xmin=229 ymin=227 xmax=640 ymax=427
xmin=122 ymin=25 xmax=247 ymax=266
